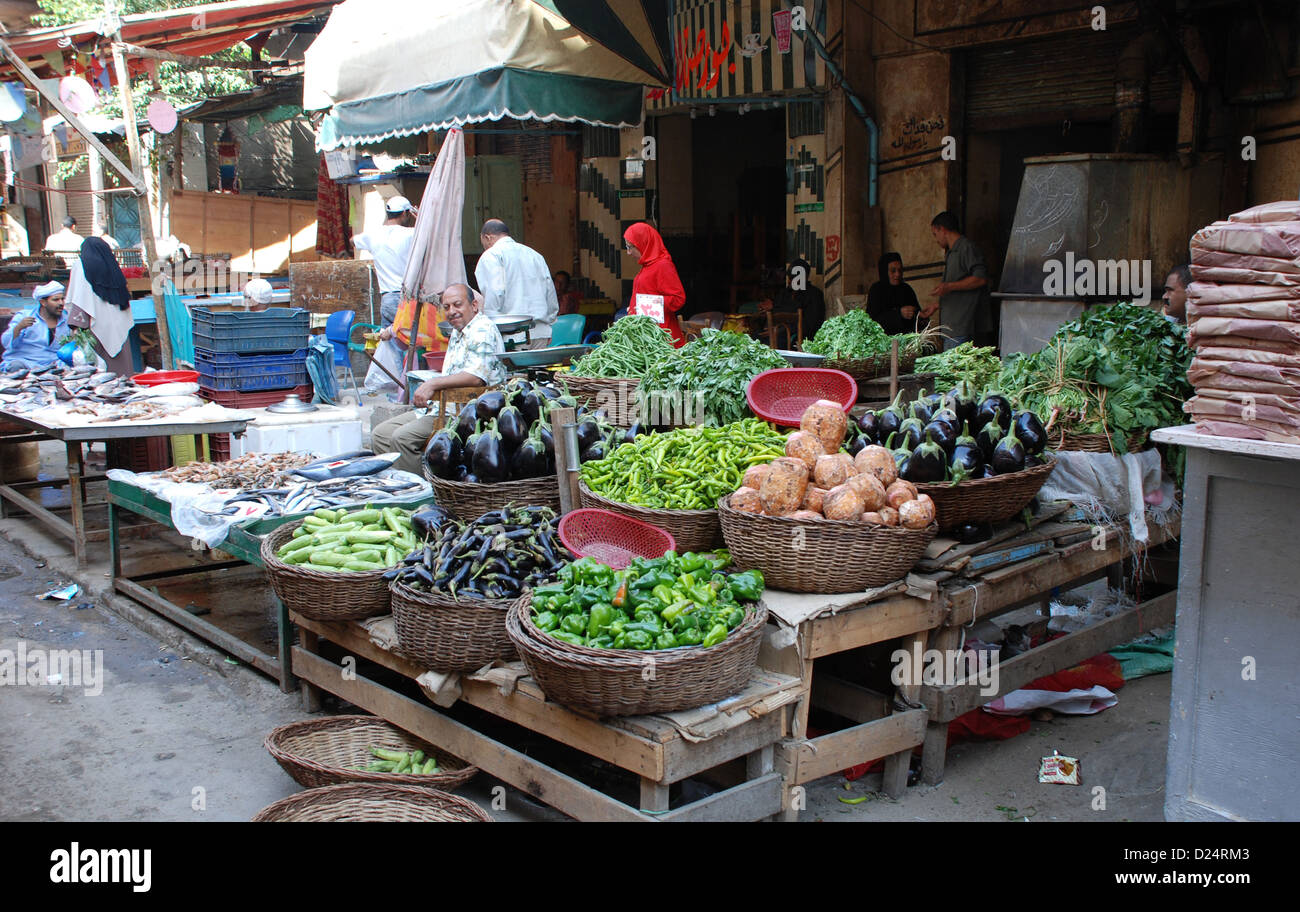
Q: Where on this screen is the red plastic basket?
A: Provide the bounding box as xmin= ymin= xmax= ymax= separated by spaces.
xmin=557 ymin=509 xmax=676 ymax=570
xmin=746 ymin=368 xmax=857 ymax=427
xmin=132 ymin=370 xmax=199 ymax=386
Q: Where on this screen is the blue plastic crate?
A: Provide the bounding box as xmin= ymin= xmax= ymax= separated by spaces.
xmin=194 ymin=347 xmax=309 ymax=392
xmin=191 ymin=307 xmax=311 ymax=355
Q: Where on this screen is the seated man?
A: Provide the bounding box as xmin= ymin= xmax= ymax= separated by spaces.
xmin=1 ymin=281 xmax=69 ymax=370
xmin=371 ymin=283 xmax=507 ymax=475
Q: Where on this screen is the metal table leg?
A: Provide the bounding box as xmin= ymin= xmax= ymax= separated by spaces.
xmin=66 ymin=440 xmax=86 ymax=567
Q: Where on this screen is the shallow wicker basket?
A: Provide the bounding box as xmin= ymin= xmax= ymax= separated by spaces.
xmin=506 ymin=595 xmax=767 ymax=717
xmin=425 ymin=471 xmax=561 ymax=520
xmin=1053 ymin=428 xmax=1147 ymax=454
xmin=913 ymin=455 xmax=1059 ymax=529
xmin=562 ymin=374 xmax=641 ymax=427
xmin=252 ymin=783 xmax=492 ymax=822
xmin=717 ymin=496 xmax=937 ymax=593
xmin=825 ymin=351 xmax=918 ymax=384
xmin=264 ymin=715 xmax=476 ymax=790
xmin=260 ymin=522 xmax=392 ymax=622
xmin=578 ymin=480 xmax=722 ymax=553
xmin=390 ymin=579 xmax=520 ymax=674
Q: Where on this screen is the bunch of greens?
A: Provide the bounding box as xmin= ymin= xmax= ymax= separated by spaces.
xmin=999 ymin=303 xmax=1192 ymax=458
xmin=802 ymin=310 xmax=889 ymax=358
xmin=637 ymin=329 xmax=786 ymax=426
xmin=568 ymin=315 xmax=676 ymax=378
xmin=915 ymin=343 xmax=1003 ymax=391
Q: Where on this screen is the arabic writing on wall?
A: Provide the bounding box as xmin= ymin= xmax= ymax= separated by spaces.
xmin=676 ymin=22 xmax=736 ymax=93
xmin=891 ymin=114 xmax=947 ymax=154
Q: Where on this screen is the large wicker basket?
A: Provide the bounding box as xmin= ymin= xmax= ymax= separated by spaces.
xmin=717 ymin=496 xmax=937 ymax=593
xmin=260 ymin=522 xmax=392 ymax=622
xmin=578 ymin=480 xmax=722 ymax=553
xmin=825 ymin=351 xmax=918 ymax=385
xmin=264 ymin=715 xmax=476 ymax=790
xmin=390 ymin=579 xmax=520 ymax=673
xmin=507 ymin=595 xmax=768 ymax=717
xmin=425 ymin=472 xmax=561 ymax=520
xmin=252 ymin=783 xmax=492 ymax=822
xmin=1053 ymin=428 xmax=1147 ymax=454
xmin=913 ymin=455 xmax=1058 ymax=529
xmin=561 ymin=374 xmax=641 ymax=427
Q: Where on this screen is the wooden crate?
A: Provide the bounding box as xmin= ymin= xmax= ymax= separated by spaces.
xmin=289 ymin=260 xmax=380 ymax=323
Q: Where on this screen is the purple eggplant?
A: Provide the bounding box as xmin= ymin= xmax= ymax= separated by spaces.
xmin=929 ymin=407 xmax=960 ymax=434
xmin=943 ymin=381 xmax=978 ymax=429
xmin=624 ymin=423 xmax=646 ymax=445
xmin=497 ymin=404 xmax=527 ymax=454
xmin=451 ymin=464 xmax=471 ymax=482
xmin=1014 ymin=410 xmax=1047 ymax=456
xmin=575 ymin=415 xmax=601 ymax=452
xmin=977 ymin=409 xmax=1007 ymax=463
xmin=511 ymin=426 xmax=547 ymax=479
xmin=898 ymin=416 xmax=925 ymax=452
xmin=472 ymin=418 xmax=508 ymax=483
xmin=857 ymin=410 xmax=879 ymax=442
xmin=475 ymin=390 xmax=507 ymax=424
xmin=422 ymin=429 xmax=462 ymax=480
xmin=922 ymin=418 xmax=957 ymax=456
xmin=909 ymin=390 xmax=935 ymax=425
xmin=876 ymin=390 xmax=907 ymax=442
xmin=949 ymin=421 xmax=984 ymax=481
xmin=975 ymin=393 xmax=1012 ymax=432
xmin=903 ymin=430 xmax=948 ymax=484
xmin=454 ymin=400 xmax=479 ymax=442
xmin=991 ymin=420 xmax=1027 ymax=475
xmin=847 ymin=434 xmax=870 ymax=458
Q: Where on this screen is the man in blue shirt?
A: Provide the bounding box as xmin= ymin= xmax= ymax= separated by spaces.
xmin=2 ymin=281 xmax=69 ymax=370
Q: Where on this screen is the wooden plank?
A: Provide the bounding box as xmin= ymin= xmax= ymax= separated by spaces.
xmin=658 ymin=710 xmax=787 ymax=782
xmin=292 ymin=613 xmax=666 ymax=782
xmin=806 ymin=595 xmax=944 ymax=658
xmin=965 ymin=540 xmax=1053 ymax=574
xmin=883 ymin=628 xmax=928 ymax=798
xmin=921 ymin=591 xmax=1177 ymax=722
xmin=639 ymin=780 xmax=671 ymax=813
xmin=291 ymin=646 xmax=650 ymax=822
xmin=785 ymin=710 xmax=929 ymax=785
xmin=811 ymin=675 xmax=891 ymax=723
xmin=290 ymin=259 xmax=379 ymax=319
xmin=917 ymin=502 xmax=1073 ymax=571
xmin=657 ymin=772 xmax=784 ymax=822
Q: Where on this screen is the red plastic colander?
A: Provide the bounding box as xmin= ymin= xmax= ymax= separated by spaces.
xmin=558 ymin=509 xmax=677 ymax=570
xmin=746 ymin=367 xmax=857 ymax=427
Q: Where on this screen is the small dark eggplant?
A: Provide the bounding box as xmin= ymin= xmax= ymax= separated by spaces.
xmin=950 ymin=421 xmax=984 ymax=480
xmin=497 ymin=404 xmax=527 ymax=453
xmin=475 ymin=390 xmax=507 ymax=423
xmin=977 ymin=408 xmax=1007 ymax=462
xmin=463 ymin=473 xmax=480 ymax=484
xmin=537 ymin=420 xmax=556 ymax=459
xmin=575 ymin=415 xmax=601 ymax=452
xmin=954 ymin=522 xmax=992 ymax=544
xmin=511 ymin=429 xmax=546 ymax=480
xmin=580 ymin=440 xmax=607 ymax=463
xmin=976 ymin=393 xmax=1012 ymax=432
xmin=903 ymin=430 xmax=948 ymax=484
xmin=471 ymin=418 xmax=509 ymax=483
xmin=624 ymin=422 xmax=645 ymax=445
xmin=929 ymin=407 xmax=961 ymax=434
xmin=1025 ymin=453 xmax=1046 ymax=468
xmin=922 ymin=418 xmax=957 ymax=456
xmin=451 ymin=463 xmax=471 ymax=482
xmin=1014 ymin=410 xmax=1047 ymax=456
xmin=454 ymin=400 xmax=479 ymax=442
xmin=942 ymin=380 xmax=978 ymax=429
xmin=847 ymin=435 xmax=870 ymax=458
xmin=909 ymin=390 xmax=934 ymax=426
xmin=876 ymin=390 xmax=908 ymax=441
xmin=410 ymin=506 xmax=453 ymax=540
xmin=857 ymin=410 xmax=879 ymax=442
xmin=422 ymin=430 xmax=462 ymax=480
xmin=518 ymin=389 xmax=542 ymax=427
xmin=898 ymin=416 xmax=925 ymax=452
xmin=990 ymin=420 xmax=1026 ymax=475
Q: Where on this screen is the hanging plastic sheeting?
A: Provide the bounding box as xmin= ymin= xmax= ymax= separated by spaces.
xmin=306 ymin=335 xmax=340 ymax=405
xmin=163 ymin=279 xmax=194 ymax=368
xmin=401 ymin=127 xmax=467 ymax=308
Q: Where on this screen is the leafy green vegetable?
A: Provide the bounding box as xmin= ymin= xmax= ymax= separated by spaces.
xmin=802 ymin=311 xmax=889 ymax=358
xmin=568 ymin=315 xmax=676 ymax=378
xmin=637 ymin=329 xmax=786 ymax=426
xmin=915 ymin=343 xmax=1003 ymax=391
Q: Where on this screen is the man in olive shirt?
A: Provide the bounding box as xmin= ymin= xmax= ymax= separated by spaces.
xmin=922 ymin=211 xmax=988 ymax=351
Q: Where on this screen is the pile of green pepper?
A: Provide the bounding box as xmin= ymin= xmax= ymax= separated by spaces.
xmin=579 ymin=419 xmax=787 ymax=511
xmin=530 ymin=550 xmax=765 ymax=651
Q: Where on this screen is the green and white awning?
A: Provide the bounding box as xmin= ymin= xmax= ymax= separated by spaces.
xmin=305 ymin=0 xmax=671 ymax=150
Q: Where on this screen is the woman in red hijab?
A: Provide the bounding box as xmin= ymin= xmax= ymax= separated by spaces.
xmin=624 ymin=222 xmax=686 ymax=348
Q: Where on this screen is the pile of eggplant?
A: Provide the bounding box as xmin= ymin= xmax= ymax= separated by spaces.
xmin=422 ymin=377 xmax=644 ymax=484
xmin=845 ymin=381 xmax=1049 ymax=484
xmin=386 ymin=505 xmax=572 ymax=602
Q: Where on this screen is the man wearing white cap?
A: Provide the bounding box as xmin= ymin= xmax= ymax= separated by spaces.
xmin=353 ymin=195 xmax=417 ymax=327
xmin=243 ymin=278 xmax=275 ymax=312
xmin=1 ymin=281 xmax=69 ymax=369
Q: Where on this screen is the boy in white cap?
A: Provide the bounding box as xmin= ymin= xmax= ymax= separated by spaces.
xmin=2 ymin=281 xmax=69 ymax=369
xmin=243 ymin=278 xmax=275 ymax=312
xmin=353 ymin=195 xmax=416 ymax=327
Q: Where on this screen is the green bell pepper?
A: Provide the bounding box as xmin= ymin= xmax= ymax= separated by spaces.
xmin=534 ymin=611 xmax=559 ymax=632
xmin=571 ymin=585 xmax=608 ymax=611
xmin=633 ymin=607 xmax=660 ymax=624
xmin=672 ymin=610 xmax=701 ymax=632
xmin=561 ymin=613 xmax=589 ymax=637
xmin=587 ymin=603 xmax=614 ymax=638
xmin=651 ymin=584 xmax=677 ymax=607
xmin=625 ymin=618 xmax=663 ymax=638
xmin=680 ymin=552 xmax=709 ymax=574
xmin=660 ymin=600 xmax=692 ymax=625
xmin=655 ymin=631 xmax=678 ymax=650
xmin=687 ymin=583 xmax=716 ymax=606
xmin=727 ymin=570 xmax=765 ymax=603
xmin=624 ymin=629 xmax=654 ymax=650
xmin=588 ymin=635 xmax=614 ymax=650
xmin=723 ymin=605 xmax=746 ymax=629
xmin=613 ymin=633 xmax=629 ymax=649
xmin=549 ymin=631 xmax=586 ymax=646
xmin=702 ymin=624 xmax=729 ymax=648
xmin=707 ymin=551 xmax=732 ymax=572
xmin=533 ymin=584 xmax=566 ymax=601
xmin=676 ymin=627 xmax=704 ymax=646
xmin=630 ymin=568 xmax=676 ymax=591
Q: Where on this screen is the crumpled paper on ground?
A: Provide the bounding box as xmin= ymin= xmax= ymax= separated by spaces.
xmin=983 ymin=685 xmax=1118 ymax=716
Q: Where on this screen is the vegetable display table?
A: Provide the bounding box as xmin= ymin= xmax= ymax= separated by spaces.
xmin=1151 ymin=425 xmax=1300 ymax=821
xmin=916 ymin=510 xmax=1179 ymax=785
xmin=291 ymin=612 xmax=800 ymax=821
xmin=0 ymin=409 xmax=249 ymax=566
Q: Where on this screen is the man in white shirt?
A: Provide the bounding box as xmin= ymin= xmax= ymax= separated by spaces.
xmin=353 ymin=196 xmax=417 ymax=326
xmin=475 ymin=219 xmax=558 ymax=346
xmin=95 ymin=224 xmax=120 ymax=250
xmin=44 ymin=216 xmax=83 ymax=254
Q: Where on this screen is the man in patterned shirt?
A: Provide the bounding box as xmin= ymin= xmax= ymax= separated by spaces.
xmin=371 ymin=283 xmax=506 ymax=475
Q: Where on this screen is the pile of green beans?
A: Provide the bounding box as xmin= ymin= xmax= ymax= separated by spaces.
xmin=579 ymin=419 xmax=787 ymax=511
xmin=567 ymin=315 xmax=678 ymax=378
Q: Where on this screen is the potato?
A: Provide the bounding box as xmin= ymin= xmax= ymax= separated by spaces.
xmin=730 ymin=487 xmax=763 ymax=514
xmin=801 ymin=486 xmax=827 ymax=514
xmin=822 ymin=484 xmax=865 ymax=521
xmin=899 ymin=499 xmax=933 ymax=530
xmin=789 ymin=510 xmax=825 ymax=522
xmin=785 ymin=432 xmax=827 ymax=470
xmin=742 ymin=464 xmax=772 ymax=491
xmin=878 ymin=506 xmax=900 ymax=527
xmin=886 ymin=481 xmax=916 ymax=511
xmin=813 ymin=453 xmax=855 ymax=489
xmin=854 ymin=446 xmax=898 ymax=488
xmin=801 ymin=400 xmax=849 ymax=455
xmin=862 ymin=511 xmax=886 ymax=525
xmin=759 ymin=457 xmax=810 ymax=516
xmin=910 ymin=494 xmax=937 ymax=525
xmin=846 ymin=472 xmax=887 ymax=512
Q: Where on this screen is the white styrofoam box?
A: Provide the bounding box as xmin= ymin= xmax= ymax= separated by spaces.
xmin=229 ymin=405 xmax=363 ymax=458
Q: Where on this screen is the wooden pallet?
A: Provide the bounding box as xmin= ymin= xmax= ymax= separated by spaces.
xmin=291 ymin=613 xmax=796 ymax=822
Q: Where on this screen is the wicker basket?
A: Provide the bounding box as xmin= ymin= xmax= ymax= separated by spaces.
xmin=506 ymin=595 xmax=767 ymax=717
xmin=264 ymin=715 xmax=476 ymax=790
xmin=578 ymin=480 xmax=722 ymax=553
xmin=825 ymin=351 xmax=918 ymax=385
xmin=260 ymin=522 xmax=392 ymax=622
xmin=1053 ymin=428 xmax=1147 ymax=454
xmin=252 ymin=783 xmax=492 ymax=822
xmin=390 ymin=579 xmax=520 ymax=673
xmin=561 ymin=374 xmax=641 ymax=427
xmin=913 ymin=455 xmax=1058 ymax=529
xmin=717 ymin=496 xmax=937 ymax=593
xmin=425 ymin=472 xmax=561 ymax=521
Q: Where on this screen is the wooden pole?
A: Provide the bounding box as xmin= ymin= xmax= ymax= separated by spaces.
xmin=107 ymin=9 xmax=173 ymax=368
xmin=112 ymin=42 xmax=272 ymax=71
xmin=550 ymin=406 xmax=579 ymax=515
xmin=889 ymin=338 xmax=899 ymax=403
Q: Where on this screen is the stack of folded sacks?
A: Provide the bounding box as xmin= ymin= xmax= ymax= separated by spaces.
xmin=1186 ymin=201 xmax=1300 ymax=443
